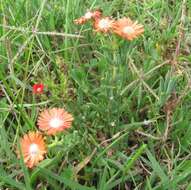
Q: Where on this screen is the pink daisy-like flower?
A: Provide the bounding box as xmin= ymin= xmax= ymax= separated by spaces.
xmin=37 ymin=108 xmax=73 ymax=135
xmin=74 ymin=9 xmax=102 ymax=25
xmin=112 ymin=17 xmax=144 ymax=41
xmin=17 ymin=132 xmax=47 ymax=168
xmin=93 ymin=17 xmax=114 ymax=33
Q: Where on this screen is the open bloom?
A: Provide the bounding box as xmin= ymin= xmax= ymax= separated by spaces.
xmin=112 ymin=17 xmax=144 ymax=40
xmin=37 ymin=108 xmax=73 ymax=135
xmin=17 ymin=132 xmax=46 ymax=168
xmin=33 ymin=84 xmax=44 ymax=94
xmin=93 ymin=17 xmax=114 ymax=33
xmin=74 ymin=10 xmax=102 ymax=25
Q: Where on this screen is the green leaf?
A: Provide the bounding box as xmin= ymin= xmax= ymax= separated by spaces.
xmin=146 ymin=149 xmax=169 ymax=184
xmin=39 ymin=167 xmax=96 ymax=190
xmin=0 ymin=167 xmax=25 ymax=190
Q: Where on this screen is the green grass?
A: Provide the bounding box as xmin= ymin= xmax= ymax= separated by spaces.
xmin=0 ymin=0 xmax=191 ymax=189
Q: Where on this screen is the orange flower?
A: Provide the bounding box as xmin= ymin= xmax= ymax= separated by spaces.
xmin=74 ymin=17 xmax=87 ymax=25
xmin=93 ymin=17 xmax=114 ymax=33
xmin=37 ymin=108 xmax=73 ymax=135
xmin=17 ymin=132 xmax=46 ymax=168
xmin=91 ymin=9 xmax=102 ymax=19
xmin=112 ymin=17 xmax=144 ymax=40
xmin=74 ymin=10 xmax=102 ymax=25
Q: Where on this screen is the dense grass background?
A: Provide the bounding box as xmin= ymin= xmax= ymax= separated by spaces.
xmin=0 ymin=0 xmax=191 ymax=189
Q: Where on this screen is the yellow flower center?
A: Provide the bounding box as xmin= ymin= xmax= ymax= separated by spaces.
xmin=49 ymin=117 xmax=63 ymax=128
xmin=123 ymin=26 xmax=135 ymax=34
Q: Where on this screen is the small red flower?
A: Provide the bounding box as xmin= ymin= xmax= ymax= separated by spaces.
xmin=33 ymin=84 xmax=44 ymax=94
